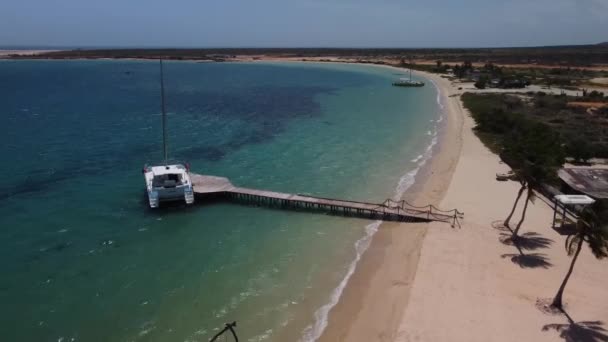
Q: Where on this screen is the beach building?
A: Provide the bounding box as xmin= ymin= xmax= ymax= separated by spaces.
xmin=558 ymin=166 xmax=608 ymax=200
xmin=471 ymin=70 xmax=482 ymax=81
xmin=552 ymin=193 xmax=595 ymax=228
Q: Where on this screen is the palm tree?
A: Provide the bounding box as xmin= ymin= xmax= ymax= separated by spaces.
xmin=504 ymin=179 xmax=527 ymax=228
xmin=505 ymin=157 xmax=543 ymax=240
xmin=502 ymin=122 xmax=564 ymax=239
xmin=511 ymin=186 xmax=536 ymax=239
xmin=552 ymin=205 xmax=608 ymax=309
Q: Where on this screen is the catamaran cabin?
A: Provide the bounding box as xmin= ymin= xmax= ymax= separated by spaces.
xmin=144 ymin=164 xmax=194 ymax=208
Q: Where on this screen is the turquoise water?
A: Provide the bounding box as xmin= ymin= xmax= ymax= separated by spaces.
xmin=0 ymin=60 xmax=441 ymax=342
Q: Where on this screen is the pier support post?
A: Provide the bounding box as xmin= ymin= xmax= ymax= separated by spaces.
xmin=552 ymin=200 xmax=558 ymax=228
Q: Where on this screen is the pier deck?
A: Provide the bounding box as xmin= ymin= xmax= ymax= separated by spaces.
xmin=190 ymin=173 xmax=463 ymax=226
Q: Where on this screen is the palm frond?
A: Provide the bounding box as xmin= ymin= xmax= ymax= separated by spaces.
xmin=565 ymin=234 xmax=572 ymax=253
xmin=587 ymin=223 xmax=608 ymax=259
xmin=575 ymin=206 xmax=608 ymax=259
xmin=566 ymin=234 xmax=581 ymax=256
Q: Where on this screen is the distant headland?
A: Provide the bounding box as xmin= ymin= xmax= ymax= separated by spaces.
xmin=2 ymin=44 xmax=608 ymax=68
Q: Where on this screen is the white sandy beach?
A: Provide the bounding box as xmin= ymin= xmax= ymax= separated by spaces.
xmin=394 ymin=73 xmax=608 ymax=341
xmin=315 ymin=66 xmax=608 ymax=341
xmin=0 ymin=49 xmax=58 ymax=57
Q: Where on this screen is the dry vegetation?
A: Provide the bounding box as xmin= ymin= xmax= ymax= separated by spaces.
xmin=463 ymin=91 xmax=608 ymax=162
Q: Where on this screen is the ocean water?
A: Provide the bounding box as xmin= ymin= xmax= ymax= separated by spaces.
xmin=0 ymin=60 xmax=441 ymax=342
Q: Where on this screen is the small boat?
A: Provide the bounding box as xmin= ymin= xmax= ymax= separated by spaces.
xmin=393 ymin=59 xmax=425 ymax=87
xmin=392 ymin=78 xmax=425 ymax=87
xmin=143 ymin=59 xmax=195 ymax=208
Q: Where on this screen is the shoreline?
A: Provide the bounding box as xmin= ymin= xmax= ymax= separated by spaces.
xmin=243 ymin=59 xmax=463 ymax=341
xmin=395 ymin=74 xmax=608 ymax=340
xmin=254 ymin=60 xmax=459 ymax=341
xmin=188 ymin=57 xmax=463 ymax=341
xmin=314 ymin=67 xmax=465 ymax=341
xmin=292 ymin=60 xmax=607 ymax=341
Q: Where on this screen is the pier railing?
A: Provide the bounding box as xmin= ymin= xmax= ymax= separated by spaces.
xmin=190 ymin=173 xmax=464 ymax=227
xmin=375 ymin=199 xmax=464 ymax=228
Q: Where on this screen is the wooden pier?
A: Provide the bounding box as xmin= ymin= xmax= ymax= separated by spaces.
xmin=190 ymin=174 xmax=463 ymax=226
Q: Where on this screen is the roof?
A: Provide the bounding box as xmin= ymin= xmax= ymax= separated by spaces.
xmin=149 ymin=164 xmax=187 ymax=176
xmin=554 ymin=194 xmax=595 ymax=205
xmin=558 ymin=167 xmax=608 ymax=199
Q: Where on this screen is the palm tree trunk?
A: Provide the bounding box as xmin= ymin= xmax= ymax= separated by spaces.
xmin=504 ymin=185 xmax=526 ymax=228
xmin=512 ymin=189 xmax=531 ymax=238
xmin=552 ymin=234 xmax=584 ymax=309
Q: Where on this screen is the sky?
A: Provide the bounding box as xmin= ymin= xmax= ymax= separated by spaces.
xmin=1 ymin=0 xmax=607 ymax=48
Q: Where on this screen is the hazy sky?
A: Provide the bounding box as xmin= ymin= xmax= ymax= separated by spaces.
xmin=1 ymin=0 xmax=607 ymax=48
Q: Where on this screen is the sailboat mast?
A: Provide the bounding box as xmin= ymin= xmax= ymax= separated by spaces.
xmin=409 ymin=57 xmax=412 ymax=81
xmin=160 ymin=59 xmax=168 ymax=165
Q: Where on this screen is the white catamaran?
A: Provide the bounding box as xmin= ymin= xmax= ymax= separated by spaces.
xmin=143 ymin=59 xmax=195 ymax=208
xmin=393 ymin=59 xmax=425 ymax=87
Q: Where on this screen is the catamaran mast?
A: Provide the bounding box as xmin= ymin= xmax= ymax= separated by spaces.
xmin=160 ymin=59 xmax=168 ymax=165
xmin=409 ymin=57 xmax=412 ymax=81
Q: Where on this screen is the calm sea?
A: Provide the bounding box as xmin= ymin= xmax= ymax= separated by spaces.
xmin=0 ymin=60 xmax=441 ymax=342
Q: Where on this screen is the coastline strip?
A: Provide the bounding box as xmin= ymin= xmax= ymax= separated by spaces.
xmin=311 ymin=68 xmax=464 ymax=342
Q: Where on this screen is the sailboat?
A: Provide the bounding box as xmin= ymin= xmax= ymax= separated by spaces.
xmin=142 ymin=59 xmax=195 ymax=208
xmin=393 ymin=59 xmax=425 ymax=87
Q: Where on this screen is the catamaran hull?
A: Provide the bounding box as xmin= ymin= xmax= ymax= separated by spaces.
xmin=144 ymin=166 xmax=195 ymax=209
xmin=147 ymin=187 xmax=194 ymax=208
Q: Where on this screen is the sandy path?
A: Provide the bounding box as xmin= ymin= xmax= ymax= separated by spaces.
xmin=454 ymin=81 xmax=584 ymax=96
xmin=395 ymin=75 xmax=608 ymax=341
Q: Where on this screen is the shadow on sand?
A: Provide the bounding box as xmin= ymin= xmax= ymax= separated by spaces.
xmin=543 ymin=308 xmax=608 ymax=342
xmin=492 ymin=221 xmax=554 ymax=269
xmin=500 ymin=231 xmax=554 ymax=251
xmin=553 ymin=222 xmax=579 ymax=236
xmin=501 ymin=251 xmax=553 ymax=269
